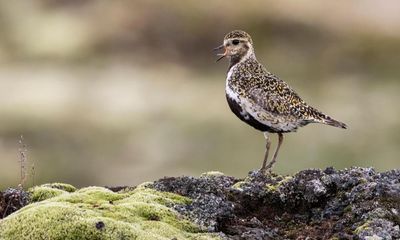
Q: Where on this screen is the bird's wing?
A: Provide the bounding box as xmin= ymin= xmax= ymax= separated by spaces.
xmin=238 ymin=64 xmax=346 ymax=129
xmin=246 ymin=72 xmax=311 ymax=122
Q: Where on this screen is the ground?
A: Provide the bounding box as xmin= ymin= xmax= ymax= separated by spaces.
xmin=0 ymin=183 xmax=219 ymax=240
xmin=1 ymin=167 xmax=399 ymax=239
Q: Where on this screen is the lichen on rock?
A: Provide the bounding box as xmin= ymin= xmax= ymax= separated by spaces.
xmin=153 ymin=167 xmax=400 ymax=239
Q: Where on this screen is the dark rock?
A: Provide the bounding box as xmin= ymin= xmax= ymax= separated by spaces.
xmin=0 ymin=188 xmax=30 ymax=219
xmin=153 ymin=174 xmax=236 ymax=231
xmin=95 ymin=221 xmax=105 ymax=230
xmin=152 ymin=167 xmax=400 ymax=239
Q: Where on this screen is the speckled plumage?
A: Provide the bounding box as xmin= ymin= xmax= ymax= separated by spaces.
xmin=223 ymin=30 xmax=347 ymax=133
xmin=217 ymin=30 xmax=347 ymax=172
xmin=224 ymin=31 xmax=253 ymax=44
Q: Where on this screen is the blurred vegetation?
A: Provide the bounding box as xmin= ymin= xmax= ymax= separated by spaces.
xmin=1 ymin=1 xmax=399 ymax=189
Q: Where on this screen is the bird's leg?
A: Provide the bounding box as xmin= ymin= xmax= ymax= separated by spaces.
xmin=260 ymin=132 xmax=271 ymax=174
xmin=265 ymin=133 xmax=284 ymax=171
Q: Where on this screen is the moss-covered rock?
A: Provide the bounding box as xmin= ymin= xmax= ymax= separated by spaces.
xmin=28 ymin=183 xmax=77 ymax=202
xmin=1 ymin=167 xmax=399 ymax=239
xmin=29 ymin=187 xmax=65 ymax=202
xmin=0 ymin=184 xmax=220 ymax=240
xmin=40 ymin=183 xmax=77 ymax=192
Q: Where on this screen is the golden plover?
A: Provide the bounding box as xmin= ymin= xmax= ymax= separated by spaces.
xmin=215 ymin=30 xmax=347 ymax=173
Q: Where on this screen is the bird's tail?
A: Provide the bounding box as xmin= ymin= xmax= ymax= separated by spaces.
xmin=309 ymin=108 xmax=348 ymax=129
xmin=322 ymin=117 xmax=347 ymax=129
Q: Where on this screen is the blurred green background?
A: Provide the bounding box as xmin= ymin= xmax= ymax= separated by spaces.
xmin=1 ymin=1 xmax=399 ymax=189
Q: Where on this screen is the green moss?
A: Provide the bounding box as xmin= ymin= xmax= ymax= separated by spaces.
xmin=29 ymin=183 xmax=78 ymax=202
xmin=263 ymin=175 xmax=292 ymax=192
xmin=277 ymin=176 xmax=293 ymax=186
xmin=29 ymin=186 xmax=67 ymax=202
xmin=359 ymin=178 xmax=368 ymax=184
xmin=232 ymin=181 xmax=245 ymax=191
xmin=265 ymin=184 xmax=278 ymax=192
xmin=234 ymin=174 xmax=292 ymax=193
xmin=200 ymin=171 xmax=225 ymax=177
xmin=354 ymin=221 xmax=371 ymax=235
xmin=343 ymin=205 xmax=352 ymax=213
xmin=41 ymin=183 xmax=77 ymax=192
xmin=126 ymin=185 xmax=192 ymax=206
xmin=0 ymin=184 xmax=220 ymax=240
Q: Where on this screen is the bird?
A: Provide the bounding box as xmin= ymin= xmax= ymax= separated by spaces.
xmin=214 ymin=30 xmax=347 ymax=174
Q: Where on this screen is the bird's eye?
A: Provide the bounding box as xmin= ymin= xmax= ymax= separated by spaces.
xmin=232 ymin=39 xmax=240 ymax=45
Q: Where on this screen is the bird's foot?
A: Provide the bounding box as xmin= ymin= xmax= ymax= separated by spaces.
xmin=259 ymin=167 xmax=273 ymax=176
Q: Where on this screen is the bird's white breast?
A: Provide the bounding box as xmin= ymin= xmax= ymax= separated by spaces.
xmin=225 ymin=66 xmax=238 ymax=101
xmin=226 ymin=66 xmax=251 ymax=120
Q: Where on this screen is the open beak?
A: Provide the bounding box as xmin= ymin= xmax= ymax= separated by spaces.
xmin=213 ymin=44 xmax=227 ymax=62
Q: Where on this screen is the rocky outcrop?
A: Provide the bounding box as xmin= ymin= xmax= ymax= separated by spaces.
xmin=153 ymin=168 xmax=400 ymax=239
xmin=0 ymin=167 xmax=399 ymax=239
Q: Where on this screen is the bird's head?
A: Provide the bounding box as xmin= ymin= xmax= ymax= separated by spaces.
xmin=214 ymin=30 xmax=254 ymax=62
